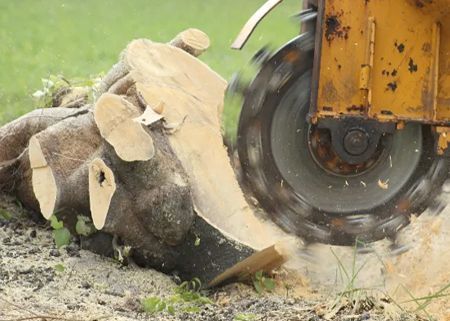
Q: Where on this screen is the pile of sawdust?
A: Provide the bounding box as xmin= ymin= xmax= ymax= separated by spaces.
xmin=284 ymin=184 xmax=450 ymax=320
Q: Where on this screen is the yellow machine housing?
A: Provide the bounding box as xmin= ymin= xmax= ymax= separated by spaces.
xmin=311 ymin=0 xmax=450 ymax=132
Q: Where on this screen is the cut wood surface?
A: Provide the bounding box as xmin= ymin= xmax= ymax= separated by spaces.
xmin=104 ymin=38 xmax=287 ymax=250
xmin=0 ymin=29 xmax=291 ymax=285
xmin=89 ymin=158 xmax=117 ymax=230
xmin=169 ymin=28 xmax=211 ymax=57
xmin=94 ymin=93 xmax=155 ymax=162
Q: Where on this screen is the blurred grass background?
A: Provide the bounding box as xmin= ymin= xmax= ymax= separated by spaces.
xmin=0 ymin=0 xmax=300 ymax=138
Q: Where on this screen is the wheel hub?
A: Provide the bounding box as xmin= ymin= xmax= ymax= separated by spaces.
xmin=344 ymin=129 xmax=369 ymax=156
xmin=317 ymin=118 xmax=396 ymax=165
xmin=308 ymin=126 xmax=383 ymax=176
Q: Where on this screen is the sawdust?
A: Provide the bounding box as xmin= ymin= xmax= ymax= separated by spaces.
xmin=282 ymin=185 xmax=450 ymax=320
xmin=386 ymin=202 xmax=450 ymax=318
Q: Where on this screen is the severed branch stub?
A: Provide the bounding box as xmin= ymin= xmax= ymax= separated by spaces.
xmin=28 ymin=136 xmax=57 ymax=220
xmin=0 ymin=28 xmax=292 ymax=286
xmin=94 ymin=93 xmax=155 ymax=162
xmin=89 ymin=158 xmax=116 ymax=230
xmin=0 ymin=106 xmax=92 ymax=212
xmin=28 ymin=111 xmax=103 ymax=226
xmin=169 ymin=28 xmax=210 ymax=57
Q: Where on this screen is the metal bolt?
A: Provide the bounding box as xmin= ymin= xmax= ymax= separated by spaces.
xmin=343 ymin=129 xmax=369 ymax=156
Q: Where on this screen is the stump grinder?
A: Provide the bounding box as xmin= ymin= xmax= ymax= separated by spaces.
xmin=233 ymin=0 xmax=450 ymax=245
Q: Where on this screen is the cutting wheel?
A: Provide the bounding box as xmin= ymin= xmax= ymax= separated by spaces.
xmin=237 ymin=33 xmax=448 ymax=245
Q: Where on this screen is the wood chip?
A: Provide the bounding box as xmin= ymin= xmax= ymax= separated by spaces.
xmin=378 ymin=179 xmax=389 ymax=190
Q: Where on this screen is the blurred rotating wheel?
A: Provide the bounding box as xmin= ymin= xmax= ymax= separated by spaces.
xmin=237 ymin=33 xmax=449 ymax=245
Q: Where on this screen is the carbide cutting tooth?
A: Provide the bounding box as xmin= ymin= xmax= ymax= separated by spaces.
xmin=251 ymin=46 xmax=272 ymax=67
xmin=355 ymin=241 xmax=374 ymax=255
xmin=227 ymin=72 xmax=249 ymax=97
xmin=292 ymin=9 xmax=318 ymax=23
xmin=427 ymin=197 xmax=447 ymax=216
xmin=388 ymin=238 xmax=411 ymax=257
xmin=296 ymin=245 xmax=319 ymax=265
xmin=442 ymin=179 xmax=450 ymax=193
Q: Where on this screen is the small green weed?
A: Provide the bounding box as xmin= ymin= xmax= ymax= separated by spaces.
xmin=49 ymin=215 xmax=71 ymax=248
xmin=142 ymin=296 xmax=171 ymax=314
xmin=112 ymin=235 xmax=132 ymax=265
xmin=32 ymin=76 xmax=68 ymax=108
xmin=194 ymin=234 xmax=201 ymax=247
xmin=233 ymin=312 xmax=257 ymax=321
xmin=75 ymin=215 xmax=95 ymax=237
xmin=54 ymin=263 xmax=65 ymax=273
xmin=31 ymin=74 xmax=97 ymax=108
xmin=142 ymin=278 xmax=213 ymax=315
xmin=0 ymin=209 xmax=12 ymax=221
xmin=252 ymin=271 xmax=276 ymax=294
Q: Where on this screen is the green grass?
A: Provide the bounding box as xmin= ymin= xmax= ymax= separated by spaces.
xmin=0 ymin=0 xmax=300 ymax=136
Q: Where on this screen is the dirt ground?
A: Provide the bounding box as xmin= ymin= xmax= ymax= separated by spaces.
xmin=1 ymin=189 xmax=448 ymax=321
xmin=0 ymin=182 xmax=450 ymax=321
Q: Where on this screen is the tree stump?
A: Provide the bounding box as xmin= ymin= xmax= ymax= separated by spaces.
xmin=0 ymin=29 xmax=289 ymax=285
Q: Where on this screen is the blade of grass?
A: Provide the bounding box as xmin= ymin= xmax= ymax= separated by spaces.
xmin=413 ymin=282 xmax=450 ymax=312
xmin=401 ymin=285 xmax=432 ymax=319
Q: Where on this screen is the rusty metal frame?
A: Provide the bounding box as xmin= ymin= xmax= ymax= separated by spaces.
xmin=309 ymin=0 xmax=325 ymax=122
xmin=310 ymin=0 xmax=450 ymax=127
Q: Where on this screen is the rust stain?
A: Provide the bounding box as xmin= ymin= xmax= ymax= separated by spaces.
xmin=413 ymin=0 xmax=433 ymax=8
xmin=395 ymin=42 xmax=405 ymax=53
xmin=322 ymin=80 xmax=339 ymax=102
xmin=408 ymin=58 xmax=419 ymax=73
xmin=382 ymin=69 xmax=398 ymax=77
xmin=283 ymin=50 xmax=300 ymax=63
xmin=325 ymin=11 xmax=351 ymax=43
xmin=438 ymin=97 xmax=450 ymax=107
xmin=422 ymin=83 xmax=434 ymax=116
xmin=346 ymin=105 xmax=365 ymax=112
xmin=396 ymin=198 xmax=411 ymax=213
xmin=317 ymin=0 xmax=450 ymax=124
xmin=422 ymin=42 xmax=432 ymax=53
xmin=387 ymin=82 xmax=398 ymax=92
xmin=406 ymin=106 xmax=424 ymax=113
xmin=330 ymin=218 xmax=345 ymax=230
